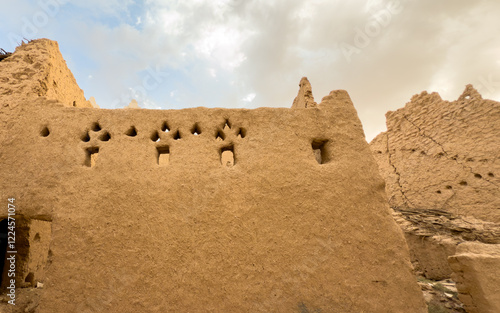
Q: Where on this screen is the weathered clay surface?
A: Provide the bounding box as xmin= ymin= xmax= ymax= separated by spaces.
xmin=394 ymin=208 xmax=500 ymax=245
xmin=0 ymin=39 xmax=426 ymax=312
xmin=405 ymin=234 xmax=457 ymax=280
xmin=393 ymin=207 xmax=500 ymax=281
xmin=291 ymin=77 xmax=317 ymax=109
xmin=449 ymin=242 xmax=500 ymax=313
xmin=370 ymin=87 xmax=500 ymax=223
xmin=0 ymin=39 xmax=91 ymax=109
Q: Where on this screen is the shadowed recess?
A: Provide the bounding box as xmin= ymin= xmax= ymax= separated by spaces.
xmin=151 ymin=131 xmax=160 ymax=142
xmin=85 ymin=147 xmax=99 ymax=167
xmin=173 ymin=130 xmax=181 ymax=140
xmin=81 ymin=131 xmax=90 ymax=142
xmin=216 ymin=129 xmax=225 ymax=141
xmin=91 ymin=122 xmax=101 ymax=132
xmin=191 ymin=124 xmax=202 ymax=136
xmin=237 ymin=128 xmax=246 ymax=138
xmin=156 ymin=146 xmax=170 ymax=166
xmin=221 ymin=145 xmax=234 ymax=167
xmin=126 ymin=126 xmax=137 ymax=137
xmin=161 ymin=121 xmax=170 ymax=132
xmin=40 ymin=126 xmax=50 ymax=137
xmin=312 ymin=139 xmax=329 ymax=164
xmin=99 ymin=132 xmax=111 ymax=141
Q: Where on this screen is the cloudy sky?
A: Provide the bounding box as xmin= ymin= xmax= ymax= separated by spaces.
xmin=1 ymin=0 xmax=499 ymax=141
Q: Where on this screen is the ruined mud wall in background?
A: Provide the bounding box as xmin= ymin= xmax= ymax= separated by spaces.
xmin=370 ymin=86 xmax=500 ymax=313
xmin=370 ymin=87 xmax=500 ymax=223
xmin=0 ymin=39 xmax=91 ymax=110
xmin=0 ymin=39 xmax=426 ymax=312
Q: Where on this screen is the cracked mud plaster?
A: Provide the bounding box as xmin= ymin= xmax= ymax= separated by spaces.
xmin=370 ymin=87 xmax=500 ymax=223
xmin=386 ymin=132 xmax=414 ymax=207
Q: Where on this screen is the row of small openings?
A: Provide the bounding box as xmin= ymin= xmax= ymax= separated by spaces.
xmin=81 ymin=122 xmax=111 ymax=142
xmin=435 ymin=172 xmax=495 ymax=194
xmin=42 ymin=120 xmax=245 ymax=141
xmin=378 ymin=149 xmax=495 ymax=164
xmin=86 ymin=140 xmax=324 ymax=168
xmin=40 ymin=122 xmax=112 ymax=141
xmin=155 ymin=145 xmax=235 ymax=167
xmin=151 ymin=129 xmax=181 ymax=142
xmin=80 ymin=123 xmax=132 ymax=141
xmin=216 ymin=128 xmax=246 ymax=141
xmin=151 ymin=121 xmax=246 ymax=143
xmin=84 ymin=145 xmax=235 ymax=168
xmin=227 ymin=120 xmax=245 ymax=137
xmin=218 ymin=120 xmax=246 ymax=139
xmin=155 ymin=121 xmax=205 ymax=139
xmin=85 ymin=125 xmax=136 ymax=138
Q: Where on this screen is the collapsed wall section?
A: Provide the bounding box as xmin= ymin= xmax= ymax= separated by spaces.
xmin=393 ymin=207 xmax=500 ymax=281
xmin=370 ymin=86 xmax=500 ymax=223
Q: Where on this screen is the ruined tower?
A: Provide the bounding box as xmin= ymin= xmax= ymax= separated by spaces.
xmin=370 ymin=87 xmax=500 ymax=223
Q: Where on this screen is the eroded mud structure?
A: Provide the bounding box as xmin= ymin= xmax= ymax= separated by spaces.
xmin=0 ymin=40 xmax=426 ymax=312
xmin=370 ymin=88 xmax=500 ymax=223
xmin=370 ymin=85 xmax=500 ymax=313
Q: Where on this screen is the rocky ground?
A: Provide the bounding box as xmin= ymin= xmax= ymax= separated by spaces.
xmin=393 ymin=206 xmax=500 ymax=313
xmin=417 ymin=276 xmax=465 ymax=312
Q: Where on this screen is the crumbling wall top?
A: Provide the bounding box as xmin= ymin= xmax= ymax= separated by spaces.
xmin=0 ymin=39 xmax=92 ymax=110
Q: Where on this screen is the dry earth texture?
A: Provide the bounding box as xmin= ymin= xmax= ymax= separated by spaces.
xmin=370 ymin=87 xmax=499 ymax=223
xmin=370 ymin=86 xmax=500 ymax=313
xmin=449 ymin=242 xmax=500 ymax=313
xmin=396 ymin=207 xmax=500 ymax=277
xmin=394 ymin=207 xmax=500 ymax=312
xmin=0 ymin=39 xmax=426 ymax=312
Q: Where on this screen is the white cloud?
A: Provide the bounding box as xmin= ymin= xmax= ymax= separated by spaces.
xmin=194 ymin=25 xmax=249 ymax=70
xmin=159 ymin=10 xmax=184 ymax=35
xmin=242 ymin=93 xmax=256 ymax=103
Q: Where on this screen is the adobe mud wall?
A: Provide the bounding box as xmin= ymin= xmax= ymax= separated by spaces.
xmin=0 ymin=40 xmax=426 ymax=312
xmin=449 ymin=242 xmax=500 ymax=313
xmin=370 ymin=88 xmax=500 ymax=223
xmin=0 ymin=39 xmax=91 ymax=110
